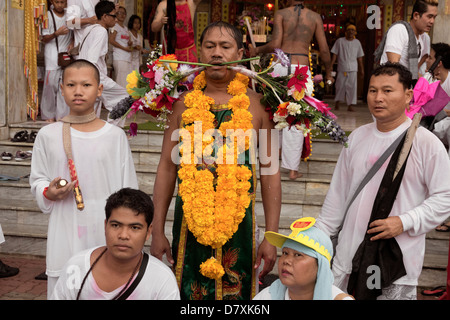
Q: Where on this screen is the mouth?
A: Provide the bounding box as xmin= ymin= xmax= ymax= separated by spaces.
xmin=114 ymin=244 xmax=131 ymax=251
xmin=280 ymin=268 xmax=292 ymax=277
xmin=72 ymin=99 xmax=85 ymax=104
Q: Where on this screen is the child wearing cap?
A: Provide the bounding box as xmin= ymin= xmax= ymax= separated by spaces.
xmin=253 ymin=217 xmax=354 ymax=300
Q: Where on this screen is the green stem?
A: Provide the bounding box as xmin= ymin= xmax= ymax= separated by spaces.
xmin=159 ymin=60 xmax=214 ymax=67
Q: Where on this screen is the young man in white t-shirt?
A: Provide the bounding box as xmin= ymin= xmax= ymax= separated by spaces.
xmin=380 ymin=0 xmax=438 ymax=77
xmin=109 ymin=6 xmax=133 ymax=88
xmin=51 ymin=188 xmax=180 ymax=300
xmin=41 ymin=0 xmax=73 ymax=121
xmin=78 ymin=1 xmax=128 ymax=125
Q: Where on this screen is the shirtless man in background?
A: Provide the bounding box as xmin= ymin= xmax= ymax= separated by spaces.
xmin=250 ymin=0 xmax=333 ymax=181
xmin=250 ymin=0 xmax=333 ymax=83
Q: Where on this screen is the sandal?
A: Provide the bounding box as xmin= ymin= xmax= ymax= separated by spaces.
xmin=14 ymin=150 xmax=32 ymax=161
xmin=421 ymin=286 xmax=446 ymax=296
xmin=11 ymin=130 xmax=29 ymax=142
xmin=27 ymin=130 xmax=38 ymax=143
xmin=436 ymin=222 xmax=450 ymax=232
xmin=1 ymin=152 xmax=13 ymax=161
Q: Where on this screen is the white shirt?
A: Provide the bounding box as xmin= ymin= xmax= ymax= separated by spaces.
xmin=66 ymin=0 xmax=99 ymax=47
xmin=253 ymin=284 xmax=353 ymax=300
xmin=112 ymin=23 xmax=131 ymax=61
xmin=331 ymin=37 xmax=364 ymax=72
xmin=51 ymin=247 xmax=180 ymax=300
xmin=316 ymin=118 xmax=450 ymax=288
xmin=78 ymin=24 xmax=108 ymax=76
xmin=42 ymin=10 xmax=73 ymax=70
xmin=0 ymin=224 xmax=4 ymax=245
xmin=30 ymin=121 xmax=138 ymax=277
xmin=129 ymin=31 xmax=143 ymax=70
xmin=441 ymin=75 xmax=450 ymax=110
xmin=380 ymin=23 xmax=428 ymax=69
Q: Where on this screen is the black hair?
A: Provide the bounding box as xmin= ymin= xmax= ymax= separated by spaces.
xmin=95 ymin=0 xmax=115 ymax=20
xmin=166 ymin=0 xmax=177 ymax=54
xmin=128 ymin=14 xmax=142 ymax=30
xmin=105 ymin=188 xmax=154 ymax=228
xmin=200 ymin=21 xmax=244 ymax=50
xmin=431 ymin=42 xmax=450 ymax=70
xmin=62 ymin=59 xmax=100 ymax=84
xmin=410 ymin=0 xmax=438 ymax=20
xmin=372 ymin=62 xmax=413 ymax=90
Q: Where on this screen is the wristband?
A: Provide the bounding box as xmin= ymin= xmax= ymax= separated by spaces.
xmin=43 ymin=187 xmax=53 ymax=201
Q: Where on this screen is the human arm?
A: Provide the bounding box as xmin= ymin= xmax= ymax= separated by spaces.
xmin=253 ymin=99 xmax=281 ymax=279
xmin=368 ymin=135 xmax=450 ymax=240
xmin=42 ymin=25 xmax=70 ymax=44
xmin=151 ymin=1 xmax=168 ymax=33
xmin=150 ymin=100 xmax=184 ymax=265
xmin=109 ymin=29 xmax=133 ymax=52
xmin=250 ymin=11 xmax=283 ymax=57
xmin=314 ymin=16 xmax=333 ymax=84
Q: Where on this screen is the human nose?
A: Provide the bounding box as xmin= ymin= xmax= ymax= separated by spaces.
xmin=118 ymin=227 xmax=130 ymax=240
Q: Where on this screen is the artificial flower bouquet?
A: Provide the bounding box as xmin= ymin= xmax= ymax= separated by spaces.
xmin=229 ymin=48 xmax=348 ymax=160
xmin=109 ymin=45 xmax=204 ymax=134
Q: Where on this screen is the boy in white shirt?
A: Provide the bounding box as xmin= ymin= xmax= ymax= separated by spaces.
xmin=51 ymin=188 xmax=180 ymax=300
xmin=41 ymin=0 xmax=73 ymax=121
xmin=30 ymin=59 xmax=138 ymax=298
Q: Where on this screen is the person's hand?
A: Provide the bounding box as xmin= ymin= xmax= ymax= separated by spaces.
xmin=150 ymin=232 xmax=174 ymax=265
xmin=44 ymin=177 xmax=76 ymax=201
xmin=87 ymin=15 xmax=97 ymax=25
xmin=367 ymin=216 xmax=404 ymax=241
xmin=162 ymin=16 xmax=168 ymax=25
xmin=254 ymin=238 xmax=277 ymax=280
xmin=325 ymin=74 xmax=335 ymax=86
xmin=56 ymin=25 xmax=69 ymax=36
xmin=249 ymin=44 xmax=258 ymax=57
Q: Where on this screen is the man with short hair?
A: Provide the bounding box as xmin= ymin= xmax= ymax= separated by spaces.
xmin=77 ymin=1 xmax=128 ymax=125
xmin=316 ymin=62 xmax=450 ymax=300
xmin=375 ymin=0 xmax=438 ymax=81
xmin=51 ymin=188 xmax=180 ymax=300
xmin=330 ymin=24 xmax=364 ymax=112
xmin=151 ymin=21 xmax=281 ymax=300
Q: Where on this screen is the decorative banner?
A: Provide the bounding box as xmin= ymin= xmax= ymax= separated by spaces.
xmin=24 ymin=1 xmax=47 ymax=120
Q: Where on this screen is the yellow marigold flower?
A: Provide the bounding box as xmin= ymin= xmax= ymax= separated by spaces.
xmin=193 ymin=71 xmax=207 ymax=90
xmin=126 ymin=70 xmax=140 ymax=98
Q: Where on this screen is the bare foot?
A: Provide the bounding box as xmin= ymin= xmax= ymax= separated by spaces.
xmin=45 ymin=119 xmax=55 ymax=123
xmin=289 ymin=170 xmax=302 ymax=180
xmin=347 ymin=106 xmax=355 ymax=112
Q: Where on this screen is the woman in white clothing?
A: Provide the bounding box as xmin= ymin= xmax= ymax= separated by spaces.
xmin=128 ymin=15 xmax=149 ymax=72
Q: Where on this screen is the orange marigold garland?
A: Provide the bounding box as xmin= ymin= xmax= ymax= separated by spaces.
xmin=178 ymin=71 xmax=253 ymax=280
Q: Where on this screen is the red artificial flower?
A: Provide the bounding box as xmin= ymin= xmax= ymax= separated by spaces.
xmin=155 ymin=87 xmax=178 ymax=111
xmin=287 ymin=66 xmax=309 ymax=92
xmin=142 ymin=65 xmax=155 ymax=89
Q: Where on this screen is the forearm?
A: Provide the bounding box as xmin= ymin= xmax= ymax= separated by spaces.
xmin=152 ymin=164 xmax=178 ymax=235
xmin=259 ymin=171 xmax=281 ymax=233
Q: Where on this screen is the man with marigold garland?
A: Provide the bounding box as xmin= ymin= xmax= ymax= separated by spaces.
xmin=151 ymin=21 xmax=282 ymax=300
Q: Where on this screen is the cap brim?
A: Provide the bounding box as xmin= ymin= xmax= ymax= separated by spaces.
xmin=264 ymin=231 xmax=291 ymax=248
